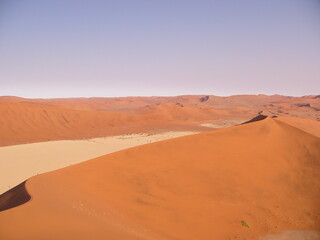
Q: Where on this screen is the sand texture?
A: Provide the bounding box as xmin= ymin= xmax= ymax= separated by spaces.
xmin=0 ymin=117 xmax=319 ymax=240
xmin=0 ymin=131 xmax=197 ymax=194
xmin=1 ymin=94 xmax=319 ymax=146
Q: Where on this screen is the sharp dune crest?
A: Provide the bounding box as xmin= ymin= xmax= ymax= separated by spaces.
xmin=0 ymin=181 xmax=30 ymax=212
xmin=276 ymin=116 xmax=320 ymax=138
xmin=0 ymin=118 xmax=319 ymax=240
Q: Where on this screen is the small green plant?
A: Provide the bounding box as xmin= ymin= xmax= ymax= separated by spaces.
xmin=241 ymin=220 xmax=250 ymax=228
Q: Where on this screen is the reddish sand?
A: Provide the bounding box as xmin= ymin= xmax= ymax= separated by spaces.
xmin=0 ymin=131 xmax=198 ymax=194
xmin=277 ymin=116 xmax=320 ymax=138
xmin=0 ymin=94 xmax=319 ymax=146
xmin=0 ymin=98 xmax=246 ymax=146
xmin=0 ymin=118 xmax=319 ymax=239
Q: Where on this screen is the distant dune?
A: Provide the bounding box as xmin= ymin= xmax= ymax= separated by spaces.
xmin=0 ymin=118 xmax=319 ymax=239
xmin=0 ymin=94 xmax=319 ymax=146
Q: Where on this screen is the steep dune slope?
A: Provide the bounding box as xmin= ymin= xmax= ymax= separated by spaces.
xmin=277 ymin=116 xmax=320 ymax=138
xmin=1 ymin=94 xmax=319 ymax=147
xmin=0 ymin=118 xmax=319 ymax=240
xmin=0 ymin=101 xmax=211 ymax=146
xmin=0 ymin=101 xmax=130 ymax=146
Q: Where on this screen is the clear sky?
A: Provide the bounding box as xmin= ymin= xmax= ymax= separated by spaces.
xmin=0 ymin=0 xmax=319 ymax=98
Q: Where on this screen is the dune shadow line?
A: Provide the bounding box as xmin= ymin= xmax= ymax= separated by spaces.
xmin=241 ymin=114 xmax=268 ymax=124
xmin=0 ymin=181 xmax=31 ymax=212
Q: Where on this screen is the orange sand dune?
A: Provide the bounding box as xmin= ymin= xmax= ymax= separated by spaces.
xmin=0 ymin=100 xmax=211 ymax=146
xmin=0 ymin=118 xmax=319 ymax=240
xmin=0 ymin=131 xmax=198 ymax=194
xmin=0 ymin=97 xmax=254 ymax=146
xmin=1 ymin=94 xmax=319 ymax=147
xmin=277 ymin=116 xmax=320 ymax=138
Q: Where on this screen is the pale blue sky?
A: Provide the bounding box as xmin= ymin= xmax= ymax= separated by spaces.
xmin=0 ymin=0 xmax=319 ymax=97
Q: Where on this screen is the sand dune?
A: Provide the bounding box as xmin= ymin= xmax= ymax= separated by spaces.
xmin=0 ymin=118 xmax=319 ymax=240
xmin=277 ymin=116 xmax=320 ymax=138
xmin=0 ymin=99 xmax=245 ymax=146
xmin=1 ymin=94 xmax=319 ymax=147
xmin=0 ymin=131 xmax=197 ymax=194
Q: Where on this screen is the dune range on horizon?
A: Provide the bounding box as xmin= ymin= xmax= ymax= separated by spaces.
xmin=0 ymin=94 xmax=319 ymax=147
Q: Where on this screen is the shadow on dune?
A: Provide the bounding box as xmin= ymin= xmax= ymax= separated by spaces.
xmin=241 ymin=114 xmax=268 ymax=124
xmin=0 ymin=181 xmax=31 ymax=212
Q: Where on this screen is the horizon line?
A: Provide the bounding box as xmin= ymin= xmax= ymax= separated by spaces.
xmin=0 ymin=93 xmax=318 ymax=100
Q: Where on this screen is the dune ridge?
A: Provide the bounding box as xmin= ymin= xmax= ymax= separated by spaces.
xmin=0 ymin=99 xmax=245 ymax=146
xmin=0 ymin=118 xmax=319 ymax=240
xmin=276 ymin=116 xmax=320 ymax=138
xmin=0 ymin=131 xmax=198 ymax=194
xmin=0 ymin=181 xmax=30 ymax=212
xmin=1 ymin=94 xmax=319 ymax=147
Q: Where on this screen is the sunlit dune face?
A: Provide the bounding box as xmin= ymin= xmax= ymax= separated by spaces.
xmin=0 ymin=118 xmax=319 ymax=240
xmin=0 ymin=95 xmax=319 ymax=147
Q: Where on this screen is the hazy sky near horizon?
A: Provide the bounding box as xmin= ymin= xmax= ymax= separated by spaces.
xmin=0 ymin=0 xmax=319 ymax=98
